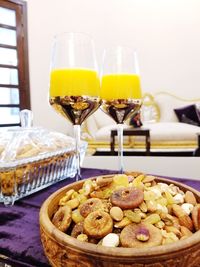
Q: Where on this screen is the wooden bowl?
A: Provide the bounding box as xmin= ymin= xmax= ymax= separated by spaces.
xmin=40 ymin=175 xmax=200 ymax=267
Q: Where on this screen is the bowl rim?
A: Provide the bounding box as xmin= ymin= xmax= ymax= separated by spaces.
xmin=40 ymin=174 xmax=200 ymax=258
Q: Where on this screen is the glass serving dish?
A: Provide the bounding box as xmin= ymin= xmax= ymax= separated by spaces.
xmin=0 ymin=127 xmax=87 ymax=206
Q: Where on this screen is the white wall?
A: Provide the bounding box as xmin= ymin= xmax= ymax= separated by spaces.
xmin=26 ymin=0 xmax=200 ymax=134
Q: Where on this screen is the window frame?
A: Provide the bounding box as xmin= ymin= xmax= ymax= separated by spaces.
xmin=0 ymin=0 xmax=30 ymax=127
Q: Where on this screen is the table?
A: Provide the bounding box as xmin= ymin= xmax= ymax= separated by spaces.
xmin=0 ymin=168 xmax=200 ymax=267
xmin=110 ymin=128 xmax=150 ymax=155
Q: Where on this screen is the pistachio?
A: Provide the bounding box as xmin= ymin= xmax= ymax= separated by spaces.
xmin=135 ymin=227 xmax=150 ymax=241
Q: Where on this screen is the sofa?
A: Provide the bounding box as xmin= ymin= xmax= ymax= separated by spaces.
xmin=82 ymin=91 xmax=200 ymax=155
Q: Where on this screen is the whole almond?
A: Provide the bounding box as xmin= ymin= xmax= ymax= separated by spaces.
xmin=180 ymin=226 xmax=193 ymax=237
xmin=172 ymin=204 xmax=186 ymax=217
xmin=191 ymin=205 xmax=200 ymax=231
xmin=172 ymin=204 xmax=194 ymax=231
xmin=142 ymin=175 xmax=155 ymax=183
xmin=110 ymin=206 xmax=123 ymax=221
xmin=185 ymin=191 xmax=197 ymax=206
xmin=96 ymin=176 xmax=113 ymax=187
xmin=178 ymin=215 xmax=194 ymax=232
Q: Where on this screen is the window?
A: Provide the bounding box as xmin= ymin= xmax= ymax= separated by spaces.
xmin=0 ymin=0 xmax=30 ymax=127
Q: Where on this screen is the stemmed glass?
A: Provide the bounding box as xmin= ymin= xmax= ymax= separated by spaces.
xmin=100 ymin=46 xmax=142 ymax=173
xmin=49 ymin=32 xmax=101 ymax=181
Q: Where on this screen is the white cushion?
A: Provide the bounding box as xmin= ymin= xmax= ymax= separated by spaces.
xmin=93 ymin=122 xmax=200 ymax=143
xmin=143 ymin=122 xmax=200 ymax=142
xmin=154 ymin=93 xmax=199 ymax=122
xmin=95 ymin=124 xmax=132 ymax=142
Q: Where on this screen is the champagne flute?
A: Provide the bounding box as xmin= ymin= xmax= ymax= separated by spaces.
xmin=100 ymin=46 xmax=142 ymax=173
xmin=49 ymin=32 xmax=101 ymax=181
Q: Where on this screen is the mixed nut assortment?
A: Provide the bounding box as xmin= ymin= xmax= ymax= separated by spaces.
xmin=51 ymin=173 xmax=200 ymax=248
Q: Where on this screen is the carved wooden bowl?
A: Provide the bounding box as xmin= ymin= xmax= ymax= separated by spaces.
xmin=40 ymin=175 xmax=200 ymax=267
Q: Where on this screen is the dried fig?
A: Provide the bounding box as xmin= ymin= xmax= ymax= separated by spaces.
xmin=83 ymin=210 xmax=113 ymax=239
xmin=79 ymin=198 xmax=104 ymax=218
xmin=110 ymin=187 xmax=144 ymax=210
xmin=52 ymin=205 xmax=72 ymax=232
xmin=71 ymin=221 xmax=84 ymax=238
xmin=120 ymin=223 xmax=162 ymax=248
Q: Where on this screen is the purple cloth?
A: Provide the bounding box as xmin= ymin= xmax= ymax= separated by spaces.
xmin=0 ymin=168 xmax=200 ymax=267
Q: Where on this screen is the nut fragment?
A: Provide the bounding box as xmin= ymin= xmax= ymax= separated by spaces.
xmin=77 ymin=234 xmax=88 ymax=242
xmin=164 ymin=226 xmax=181 ymax=238
xmin=161 ymin=230 xmax=179 ymax=245
xmin=59 ymin=189 xmax=75 ymax=205
xmin=72 ymin=209 xmax=84 ymax=224
xmin=66 ymin=198 xmax=80 ymax=209
xmin=146 ymin=200 xmax=157 ymax=212
xmin=139 ymin=202 xmax=148 ymax=213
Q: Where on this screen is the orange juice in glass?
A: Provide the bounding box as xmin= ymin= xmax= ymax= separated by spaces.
xmin=50 ymin=68 xmax=100 ymax=125
xmin=49 ymin=33 xmax=101 ymax=181
xmin=101 ymin=73 xmax=142 ymax=123
xmin=100 ymin=47 xmax=142 ymax=173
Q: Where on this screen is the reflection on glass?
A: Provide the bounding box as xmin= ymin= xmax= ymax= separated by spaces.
xmin=0 ymin=48 xmax=17 ymax=66
xmin=0 ymin=107 xmax=20 ymax=124
xmin=0 ymin=7 xmax=16 ymax=26
xmin=100 ymin=47 xmax=142 ymax=173
xmin=49 ymin=32 xmax=101 ymax=181
xmin=0 ymin=28 xmax=16 ymax=46
xmin=0 ymin=88 xmax=19 ymax=104
xmin=0 ymin=68 xmax=18 ymax=85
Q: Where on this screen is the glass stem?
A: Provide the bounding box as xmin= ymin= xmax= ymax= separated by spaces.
xmin=118 ymin=123 xmax=124 ymax=174
xmin=73 ymin=124 xmax=81 ymax=181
